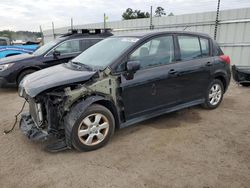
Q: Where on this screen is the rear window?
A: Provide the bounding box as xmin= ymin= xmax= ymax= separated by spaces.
xmin=178 ymin=36 xmax=202 ymax=61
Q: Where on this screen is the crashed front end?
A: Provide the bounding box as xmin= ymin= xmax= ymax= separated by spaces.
xmin=18 ymin=68 xmax=119 ymax=151
xmin=19 ymin=88 xmax=67 ymax=142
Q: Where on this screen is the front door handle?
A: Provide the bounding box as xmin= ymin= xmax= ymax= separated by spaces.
xmin=169 ymin=69 xmax=178 ymax=74
xmin=151 ymin=83 xmax=156 ymax=96
xmin=206 ymin=62 xmax=213 ymax=66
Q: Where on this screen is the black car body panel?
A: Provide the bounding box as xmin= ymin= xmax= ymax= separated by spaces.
xmin=0 ymin=53 xmax=34 ymax=64
xmin=18 ymin=31 xmax=231 ymax=149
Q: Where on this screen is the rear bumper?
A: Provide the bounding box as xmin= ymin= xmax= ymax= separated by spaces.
xmin=19 ymin=112 xmax=48 ymax=141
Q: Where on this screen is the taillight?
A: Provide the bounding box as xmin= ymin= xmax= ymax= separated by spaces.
xmin=219 ymin=55 xmax=230 ymax=65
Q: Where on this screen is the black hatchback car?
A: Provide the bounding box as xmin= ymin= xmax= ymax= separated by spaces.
xmin=0 ymin=29 xmax=112 ymax=87
xmin=19 ymin=31 xmax=231 ymax=152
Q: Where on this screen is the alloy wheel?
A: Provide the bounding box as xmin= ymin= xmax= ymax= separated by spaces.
xmin=78 ymin=113 xmax=109 ymax=146
xmin=209 ymin=83 xmax=222 ymax=106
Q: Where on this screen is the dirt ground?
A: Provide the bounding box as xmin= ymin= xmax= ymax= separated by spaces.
xmin=0 ymin=83 xmax=249 ymax=188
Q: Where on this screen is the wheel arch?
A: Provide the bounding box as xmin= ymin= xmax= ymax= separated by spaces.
xmin=213 ymin=72 xmax=229 ymax=92
xmin=16 ymin=66 xmax=41 ymax=83
xmin=214 ymin=74 xmax=228 ymax=92
xmin=93 ymin=99 xmax=120 ymax=130
xmin=64 ymin=95 xmax=120 ymax=148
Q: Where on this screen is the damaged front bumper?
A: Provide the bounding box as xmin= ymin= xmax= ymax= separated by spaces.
xmin=20 ymin=112 xmax=69 ymax=152
xmin=19 ymin=112 xmax=49 ymax=141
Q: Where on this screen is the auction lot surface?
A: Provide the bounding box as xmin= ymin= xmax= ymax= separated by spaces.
xmin=0 ymin=83 xmax=249 ymax=188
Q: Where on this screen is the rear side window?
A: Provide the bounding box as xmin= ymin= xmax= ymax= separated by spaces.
xmin=213 ymin=41 xmax=224 ymax=56
xmin=178 ymin=36 xmax=201 ymax=61
xmin=200 ymin=38 xmax=210 ymax=56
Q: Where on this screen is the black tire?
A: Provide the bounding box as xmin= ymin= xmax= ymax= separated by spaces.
xmin=241 ymin=83 xmax=250 ymax=87
xmin=202 ymin=79 xmax=224 ymax=109
xmin=17 ymin=69 xmax=36 ymax=86
xmin=70 ymin=104 xmax=115 ymax=152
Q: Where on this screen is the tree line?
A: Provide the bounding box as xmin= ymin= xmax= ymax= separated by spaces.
xmin=0 ymin=30 xmax=41 ymax=41
xmin=122 ymin=7 xmax=174 ymax=20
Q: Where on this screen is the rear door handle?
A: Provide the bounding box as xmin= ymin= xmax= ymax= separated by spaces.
xmin=206 ymin=62 xmax=213 ymax=66
xmin=169 ymin=69 xmax=178 ymax=74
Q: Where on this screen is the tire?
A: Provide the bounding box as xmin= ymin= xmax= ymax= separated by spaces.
xmin=70 ymin=104 xmax=115 ymax=152
xmin=241 ymin=83 xmax=250 ymax=87
xmin=17 ymin=69 xmax=36 ymax=86
xmin=202 ymin=79 xmax=224 ymax=109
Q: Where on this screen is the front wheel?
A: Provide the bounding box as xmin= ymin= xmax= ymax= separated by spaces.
xmin=70 ymin=104 xmax=115 ymax=152
xmin=202 ymin=79 xmax=224 ymax=109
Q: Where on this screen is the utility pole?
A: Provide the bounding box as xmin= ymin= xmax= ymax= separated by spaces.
xmin=39 ymin=25 xmax=44 ymax=45
xmin=150 ymin=6 xmax=154 ymax=30
xmin=52 ymin=22 xmax=55 ymax=39
xmin=214 ymin=0 xmax=221 ymax=40
xmin=104 ymin=13 xmax=106 ymax=29
xmin=71 ymin=18 xmax=73 ymax=30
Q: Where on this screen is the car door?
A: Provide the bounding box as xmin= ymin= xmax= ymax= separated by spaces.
xmin=42 ymin=39 xmax=82 ymax=67
xmin=174 ymin=35 xmax=212 ymax=102
xmin=120 ymin=35 xmax=180 ymax=120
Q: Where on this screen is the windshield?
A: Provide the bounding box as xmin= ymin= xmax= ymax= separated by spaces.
xmin=33 ymin=40 xmax=59 ymax=56
xmin=72 ymin=37 xmax=139 ymax=69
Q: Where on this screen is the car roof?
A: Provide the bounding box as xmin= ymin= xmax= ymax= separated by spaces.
xmin=115 ymin=31 xmax=211 ymax=39
xmin=59 ymin=32 xmax=113 ymax=41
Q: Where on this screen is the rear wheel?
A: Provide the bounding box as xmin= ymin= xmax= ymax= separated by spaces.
xmin=202 ymin=79 xmax=224 ymax=109
xmin=17 ymin=69 xmax=36 ymax=86
xmin=71 ymin=104 xmax=115 ymax=152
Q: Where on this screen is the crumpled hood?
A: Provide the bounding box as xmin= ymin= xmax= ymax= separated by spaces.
xmin=20 ymin=64 xmax=97 ymax=97
xmin=0 ymin=53 xmax=34 ymax=64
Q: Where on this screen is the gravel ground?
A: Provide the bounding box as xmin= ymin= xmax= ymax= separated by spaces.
xmin=0 ymin=83 xmax=249 ymax=188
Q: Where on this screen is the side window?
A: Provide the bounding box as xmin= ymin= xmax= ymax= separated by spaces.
xmin=53 ymin=40 xmax=80 ymax=55
xmin=200 ymin=38 xmax=210 ymax=56
xmin=81 ymin=39 xmax=102 ymax=51
xmin=178 ymin=36 xmax=201 ymax=61
xmin=213 ymin=41 xmax=223 ymax=56
xmin=129 ymin=36 xmax=174 ymax=69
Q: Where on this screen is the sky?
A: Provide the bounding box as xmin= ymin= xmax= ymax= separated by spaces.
xmin=0 ymin=0 xmax=250 ymax=32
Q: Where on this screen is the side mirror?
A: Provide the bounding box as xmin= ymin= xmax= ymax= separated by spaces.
xmin=124 ymin=60 xmax=140 ymax=80
xmin=53 ymin=50 xmax=61 ymax=59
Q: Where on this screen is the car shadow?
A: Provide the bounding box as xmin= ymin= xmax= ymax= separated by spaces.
xmin=114 ymin=106 xmax=202 ymax=139
xmin=0 ymin=88 xmax=17 ymax=94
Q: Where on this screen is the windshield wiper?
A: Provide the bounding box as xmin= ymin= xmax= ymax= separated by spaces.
xmin=70 ymin=61 xmax=93 ymax=71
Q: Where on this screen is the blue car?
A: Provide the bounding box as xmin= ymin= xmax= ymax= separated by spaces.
xmin=0 ymin=45 xmax=38 ymax=58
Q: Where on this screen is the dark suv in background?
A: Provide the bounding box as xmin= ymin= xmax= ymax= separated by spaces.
xmin=0 ymin=29 xmax=112 ymax=87
xmin=19 ymin=31 xmax=231 ymax=152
